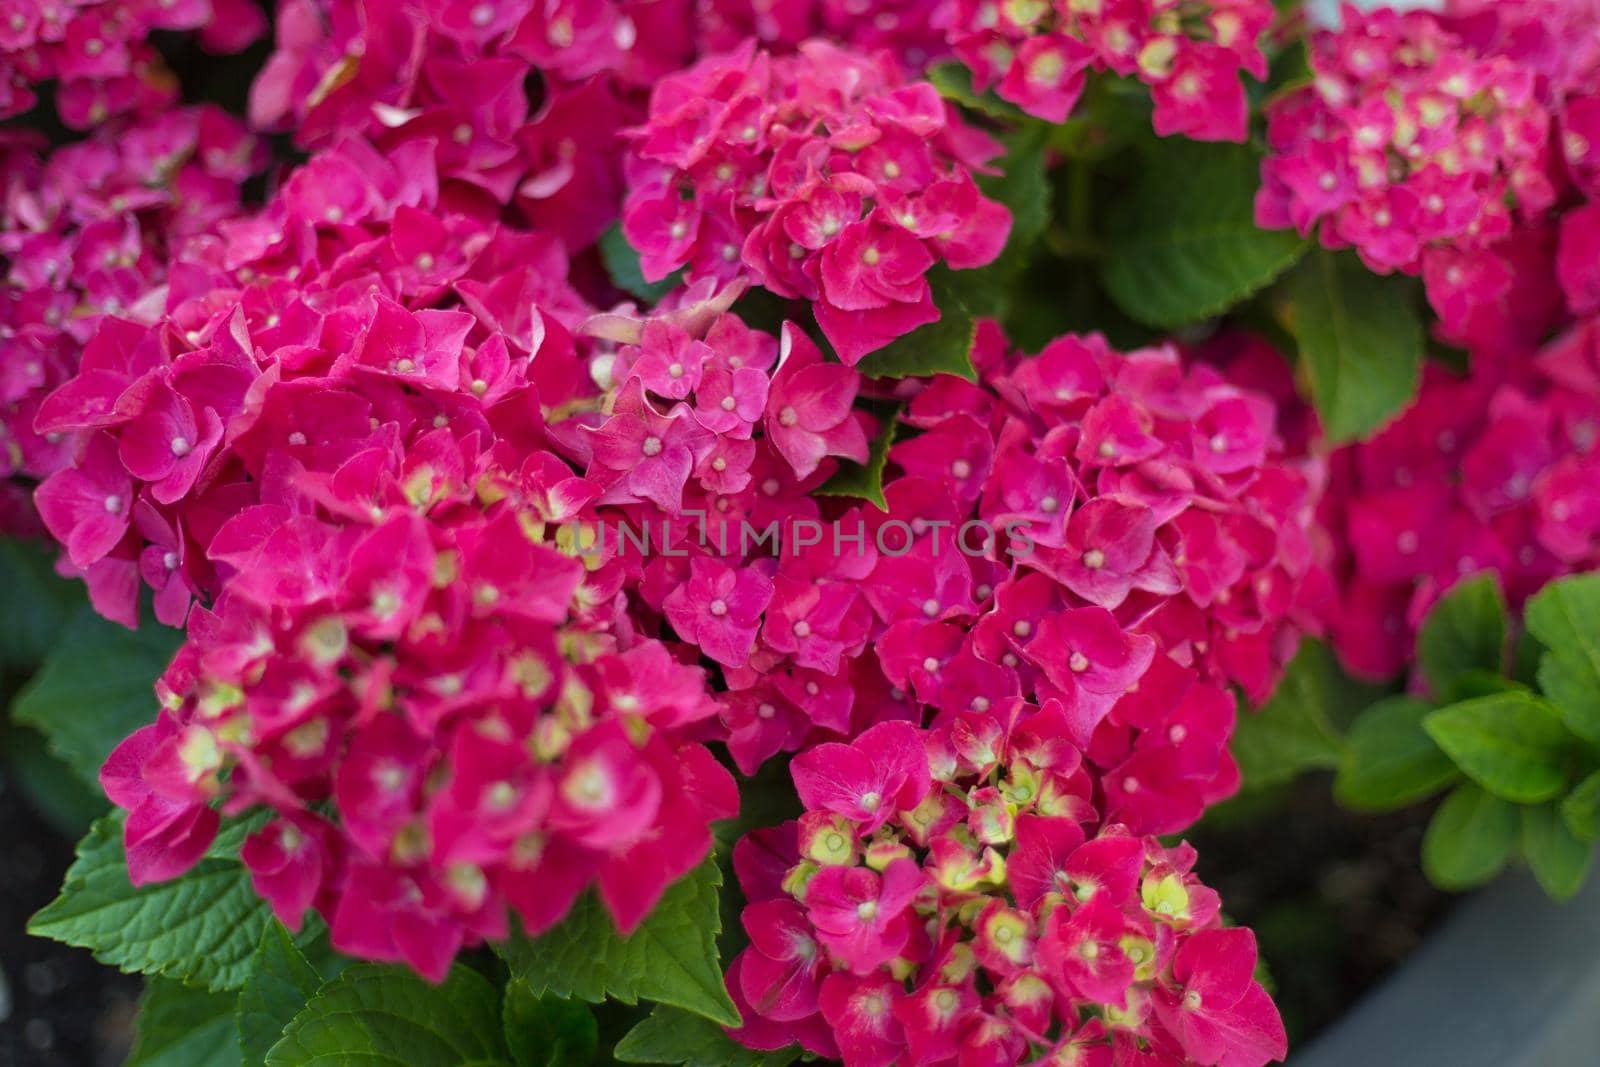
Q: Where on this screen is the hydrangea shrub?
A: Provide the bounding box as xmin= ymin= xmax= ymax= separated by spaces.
xmin=3 ymin=1 xmax=1600 ymax=1066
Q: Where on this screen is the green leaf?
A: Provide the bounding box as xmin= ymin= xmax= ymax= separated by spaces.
xmin=1334 ymin=697 xmax=1460 ymax=812
xmin=1100 ymin=139 xmax=1307 ymax=329
xmin=600 ymin=222 xmax=683 ymax=303
xmin=1417 ymin=574 xmax=1506 ymax=698
xmin=1522 ymin=803 xmax=1594 ymax=900
xmin=852 ymin=125 xmax=1047 ymax=376
xmin=0 ymin=538 xmax=82 ymax=670
xmin=1510 ymin=627 xmax=1544 ymax=688
xmin=1421 ymin=783 xmax=1520 ymax=890
xmin=615 ymin=1005 xmax=800 ymax=1066
xmin=238 ymin=923 xmax=324 ymax=1065
xmin=1424 ymin=692 xmax=1575 ymax=804
xmin=1525 ymin=574 xmax=1600 ymax=744
xmin=1562 ymin=770 xmax=1600 ymax=840
xmin=1440 ymin=670 xmax=1527 ymax=702
xmin=265 ymin=964 xmax=511 ymax=1067
xmin=926 ymin=61 xmax=1028 ymax=122
xmin=127 ymin=979 xmax=241 ymax=1067
xmin=1229 ymin=640 xmax=1348 ymax=790
xmin=975 ymin=122 xmax=1052 ymax=308
xmin=0 ymin=721 xmax=106 ymax=836
xmin=817 ymin=405 xmax=899 ymax=510
xmin=503 ymin=980 xmax=599 ymax=1067
xmin=1537 ymin=654 xmax=1600 ymax=747
xmin=494 ymin=858 xmax=740 ymax=1028
xmin=28 ymin=814 xmax=275 ymax=992
xmin=855 ymin=267 xmax=979 ymax=381
xmin=1286 ymin=248 xmax=1424 ymax=443
xmin=11 ymin=608 xmax=182 ymax=787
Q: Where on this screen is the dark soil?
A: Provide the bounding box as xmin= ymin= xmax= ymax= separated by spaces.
xmin=0 ymin=774 xmax=138 ymax=1067
xmin=1187 ymin=775 xmax=1452 ymax=1047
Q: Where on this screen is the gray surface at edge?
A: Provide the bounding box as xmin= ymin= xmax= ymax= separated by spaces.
xmin=1289 ymin=869 xmax=1600 ymax=1066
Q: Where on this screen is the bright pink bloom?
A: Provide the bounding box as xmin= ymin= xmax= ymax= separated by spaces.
xmin=663 ymin=558 xmax=775 ymax=668
xmin=622 ymin=40 xmax=1011 ymax=361
xmin=764 ymin=325 xmax=871 ymax=479
xmin=726 ymin=712 xmax=1285 ymax=1065
xmin=738 ymin=899 xmax=826 ymax=1021
xmin=818 ymin=973 xmax=906 ymax=1067
xmin=590 ymin=382 xmax=712 ymax=512
xmin=791 ymin=720 xmax=931 ymax=833
xmin=1154 ymin=929 xmax=1288 ymax=1067
xmin=35 ymin=433 xmax=133 ymax=569
xmin=1257 ymin=5 xmax=1555 ymax=333
xmin=948 ymin=0 xmax=1270 ymax=138
xmin=1319 ymin=348 xmax=1600 ymax=680
xmin=804 ymin=858 xmax=924 ymax=974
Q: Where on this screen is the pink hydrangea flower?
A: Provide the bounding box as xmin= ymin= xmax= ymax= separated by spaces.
xmin=622 ymin=40 xmax=1012 ymax=362
xmin=947 ymin=0 xmax=1272 ymax=138
xmin=725 ymin=713 xmax=1286 ymax=1067
xmin=29 ymin=127 xmax=761 ymax=980
xmin=1257 ymin=4 xmax=1558 ymax=336
xmin=2 ymin=107 xmax=264 ymax=518
xmin=1319 ymin=337 xmax=1600 ymax=680
xmin=0 ymin=0 xmax=261 ymax=127
xmin=695 ymin=0 xmax=948 ymax=66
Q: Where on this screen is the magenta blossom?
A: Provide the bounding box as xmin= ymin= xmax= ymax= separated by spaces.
xmin=725 ymin=712 xmax=1286 ymax=1067
xmin=622 ymin=39 xmax=1012 ymax=362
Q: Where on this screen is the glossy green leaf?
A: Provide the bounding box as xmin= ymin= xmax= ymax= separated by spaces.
xmin=1230 ymin=640 xmax=1349 ymax=790
xmin=126 ymin=979 xmax=240 ymax=1067
xmin=974 ymin=122 xmax=1052 ymax=309
xmin=1287 ymin=248 xmax=1424 ymax=443
xmin=1525 ymin=574 xmax=1600 ymax=744
xmin=504 ymin=981 xmax=599 ymax=1067
xmin=238 ymin=923 xmax=324 ymax=1065
xmin=1522 ymin=803 xmax=1594 ymax=900
xmin=855 ymin=267 xmax=979 ymax=381
xmin=817 ymin=405 xmax=899 ymax=510
xmin=1101 ymin=139 xmax=1307 ymax=329
xmin=266 ymin=964 xmax=511 ymax=1067
xmin=0 ymin=539 xmax=82 ymax=670
xmin=926 ymin=61 xmax=1027 ymax=122
xmin=1417 ymin=574 xmax=1506 ymax=698
xmin=1 ymin=722 xmax=106 ymax=836
xmin=12 ymin=609 xmax=182 ymax=787
xmin=1424 ymin=692 xmax=1575 ymax=804
xmin=1561 ymin=770 xmax=1600 ymax=841
xmin=615 ymin=1005 xmax=800 ymax=1066
xmin=494 ymin=858 xmax=740 ymax=1027
xmin=600 ymin=222 xmax=682 ymax=303
xmin=1421 ymin=783 xmax=1519 ymax=890
xmin=28 ymin=815 xmax=274 ymax=992
xmin=1334 ymin=697 xmax=1459 ymax=812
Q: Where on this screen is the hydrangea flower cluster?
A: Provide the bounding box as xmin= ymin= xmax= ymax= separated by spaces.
xmin=0 ymin=0 xmax=264 ymax=126
xmin=1 ymin=108 xmax=263 ymax=498
xmin=32 ymin=130 xmax=748 ymax=979
xmin=1256 ymin=4 xmax=1556 ymax=336
xmin=1320 ymin=333 xmax=1600 ymax=680
xmin=1452 ymin=0 xmax=1600 ymax=336
xmin=1277 ymin=2 xmax=1600 ymax=681
xmin=101 ymin=463 xmax=736 ymax=982
xmin=604 ymin=316 xmax=1323 ymax=831
xmin=946 ymin=0 xmax=1273 ymax=139
xmin=248 ymin=0 xmax=696 ymax=251
xmin=587 ymin=302 xmax=873 ymax=511
xmin=621 ymin=39 xmax=1013 ymax=363
xmin=694 ymin=0 xmax=949 ymax=66
xmin=4 ymin=0 xmax=1307 ymax=1017
xmin=725 ymin=717 xmax=1287 ymax=1067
